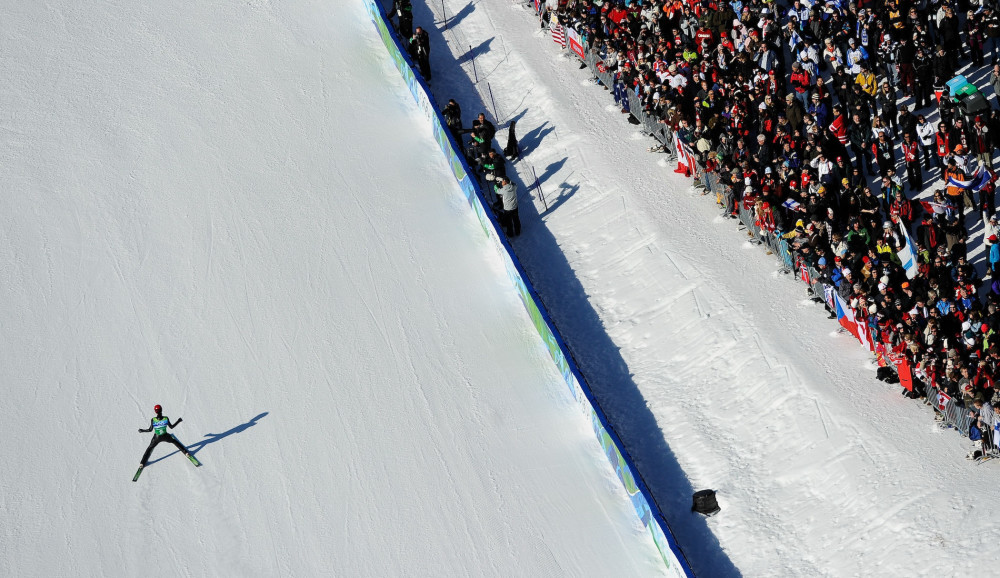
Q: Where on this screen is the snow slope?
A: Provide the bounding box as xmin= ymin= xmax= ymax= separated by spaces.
xmin=0 ymin=1 xmax=668 ymax=575
xmin=415 ymin=1 xmax=1000 ymax=576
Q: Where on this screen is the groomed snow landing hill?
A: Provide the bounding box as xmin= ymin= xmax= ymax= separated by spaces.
xmin=0 ymin=1 xmax=668 ymax=575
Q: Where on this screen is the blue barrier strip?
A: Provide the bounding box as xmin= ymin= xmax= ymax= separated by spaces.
xmin=362 ymin=2 xmax=694 ymax=575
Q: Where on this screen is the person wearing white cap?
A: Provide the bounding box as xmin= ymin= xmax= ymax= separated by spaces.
xmin=986 ymin=215 xmax=999 ymax=245
xmin=837 ymin=266 xmax=855 ymax=301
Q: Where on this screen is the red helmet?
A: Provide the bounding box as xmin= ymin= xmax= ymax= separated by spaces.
xmin=154 ymin=404 xmax=162 ymax=413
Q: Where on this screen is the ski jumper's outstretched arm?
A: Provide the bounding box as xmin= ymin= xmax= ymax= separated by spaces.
xmin=138 ymin=418 xmax=154 ymax=433
xmin=168 ymin=417 xmax=183 ymax=429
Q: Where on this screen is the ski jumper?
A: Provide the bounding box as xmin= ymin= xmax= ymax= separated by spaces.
xmin=139 ymin=415 xmax=188 ymax=465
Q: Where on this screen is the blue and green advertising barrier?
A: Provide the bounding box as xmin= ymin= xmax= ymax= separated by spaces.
xmin=363 ymin=2 xmax=692 ymax=575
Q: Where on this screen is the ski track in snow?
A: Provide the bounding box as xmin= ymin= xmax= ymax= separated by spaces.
xmin=420 ymin=0 xmax=1000 ymax=576
xmin=0 ymin=1 xmax=669 ymax=576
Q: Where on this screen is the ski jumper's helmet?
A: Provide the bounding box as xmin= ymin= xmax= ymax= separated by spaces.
xmin=154 ymin=404 xmax=162 ymax=413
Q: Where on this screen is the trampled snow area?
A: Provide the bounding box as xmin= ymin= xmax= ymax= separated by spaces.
xmin=414 ymin=0 xmax=1000 ymax=576
xmin=0 ymin=1 xmax=670 ymax=576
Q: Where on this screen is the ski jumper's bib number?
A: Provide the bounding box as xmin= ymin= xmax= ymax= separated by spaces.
xmin=152 ymin=417 xmax=169 ymax=435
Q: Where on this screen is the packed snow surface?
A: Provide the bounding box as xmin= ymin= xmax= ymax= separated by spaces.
xmin=0 ymin=1 xmax=669 ymax=576
xmin=418 ymin=0 xmax=1000 ymax=576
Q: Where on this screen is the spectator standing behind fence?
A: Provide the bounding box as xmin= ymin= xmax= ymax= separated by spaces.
xmin=495 ymin=176 xmax=520 ymax=238
xmin=442 ymin=99 xmax=463 ymax=143
xmin=970 ymin=398 xmax=997 ymax=457
xmin=481 ymin=149 xmax=507 ymax=184
xmin=391 ymin=0 xmax=412 ymax=40
xmin=409 ymin=26 xmax=431 ymax=81
xmin=472 ymin=112 xmax=496 ymax=144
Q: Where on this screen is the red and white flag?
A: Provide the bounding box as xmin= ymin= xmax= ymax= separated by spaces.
xmin=857 ymin=320 xmax=873 ymax=352
xmin=799 ymin=262 xmax=811 ymax=285
xmin=673 ymin=132 xmax=693 ymax=177
xmin=897 ymin=357 xmax=914 ymax=391
xmin=551 ymin=23 xmax=566 ymax=48
xmin=937 ymin=391 xmax=951 ymax=411
xmin=566 ymin=26 xmax=585 ymax=59
xmin=834 ymin=293 xmax=872 ymax=351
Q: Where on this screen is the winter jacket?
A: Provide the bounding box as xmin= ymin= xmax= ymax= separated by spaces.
xmin=916 ymin=121 xmax=935 ymax=146
xmin=497 ymin=181 xmax=518 ymax=211
xmin=848 ymin=122 xmax=872 ymax=150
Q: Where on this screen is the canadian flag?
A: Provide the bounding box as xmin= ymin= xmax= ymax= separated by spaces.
xmin=937 ymin=391 xmax=951 ymax=412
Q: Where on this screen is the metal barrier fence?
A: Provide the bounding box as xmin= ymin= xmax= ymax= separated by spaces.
xmin=582 ymin=48 xmax=674 ymax=155
xmin=926 ymin=386 xmax=974 ymax=436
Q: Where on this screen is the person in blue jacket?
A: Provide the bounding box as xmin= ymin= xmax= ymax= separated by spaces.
xmin=989 ymin=234 xmax=1000 ymax=277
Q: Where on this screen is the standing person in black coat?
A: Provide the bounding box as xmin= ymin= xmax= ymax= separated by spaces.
xmin=391 ymin=0 xmax=413 ymax=40
xmin=481 ymin=149 xmax=507 ymax=184
xmin=877 ymin=82 xmax=899 ymax=138
xmin=442 ymin=99 xmax=463 ymax=142
xmin=504 ymin=121 xmax=520 ymax=160
xmin=913 ymin=47 xmax=934 ymax=111
xmin=932 ymin=45 xmax=953 ymax=92
xmin=472 ymin=112 xmax=496 ymax=145
xmin=409 ymin=26 xmax=431 ymax=81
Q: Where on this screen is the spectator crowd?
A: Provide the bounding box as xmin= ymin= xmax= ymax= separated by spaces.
xmin=537 ymin=0 xmax=1000 ymax=452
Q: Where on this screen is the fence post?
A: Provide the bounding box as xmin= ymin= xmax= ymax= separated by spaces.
xmin=442 ymin=0 xmax=447 ymax=31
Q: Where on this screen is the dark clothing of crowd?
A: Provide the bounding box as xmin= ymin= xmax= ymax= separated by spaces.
xmin=545 ymin=0 xmax=1000 ymax=410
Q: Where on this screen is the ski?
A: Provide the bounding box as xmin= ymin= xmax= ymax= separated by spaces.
xmin=132 ymin=466 xmax=144 ymax=482
xmin=187 ymin=454 xmax=202 ymax=467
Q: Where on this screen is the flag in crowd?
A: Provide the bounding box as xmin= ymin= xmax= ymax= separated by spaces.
xmin=551 ymin=22 xmax=566 ymax=48
xmin=946 ymin=163 xmax=996 ymax=192
xmin=834 ymin=292 xmax=873 ymax=351
xmin=896 ymin=220 xmax=919 ymax=280
xmin=565 ymin=26 xmax=585 ymax=59
xmin=782 ymin=199 xmax=802 ymax=212
xmin=896 ymin=357 xmax=914 ymax=391
xmin=673 ymin=132 xmax=696 ymax=177
xmin=919 ymin=200 xmax=950 ymax=215
xmin=937 ymin=390 xmax=952 ymax=412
